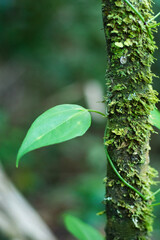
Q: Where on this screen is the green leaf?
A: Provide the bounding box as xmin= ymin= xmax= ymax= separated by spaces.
xmin=16 ymin=104 xmax=91 ymax=167
xmin=115 ymin=42 xmax=124 ymax=48
xmin=64 ymin=214 xmax=104 ymax=240
xmin=149 ymin=108 xmax=160 ymax=129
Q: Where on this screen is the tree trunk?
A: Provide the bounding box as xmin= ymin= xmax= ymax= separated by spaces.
xmin=102 ymin=0 xmax=158 ymax=239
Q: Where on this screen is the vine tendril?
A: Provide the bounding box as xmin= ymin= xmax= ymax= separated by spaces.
xmin=123 ymin=0 xmax=152 ymax=39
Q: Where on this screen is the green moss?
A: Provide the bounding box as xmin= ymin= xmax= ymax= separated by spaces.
xmin=124 ymin=38 xmax=133 ymax=46
xmin=115 ymin=42 xmax=124 ymax=48
xmin=102 ymin=0 xmax=158 ymax=239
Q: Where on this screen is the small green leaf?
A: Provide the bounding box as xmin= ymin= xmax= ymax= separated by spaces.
xmin=64 ymin=214 xmax=104 ymax=240
xmin=115 ymin=42 xmax=124 ymax=48
xmin=16 ymin=104 xmax=91 ymax=167
xmin=149 ymin=108 xmax=160 ymax=129
xmin=124 ymin=38 xmax=132 ymax=46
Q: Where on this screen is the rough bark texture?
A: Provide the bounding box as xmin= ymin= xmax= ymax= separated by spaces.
xmin=102 ymin=0 xmax=158 ymax=239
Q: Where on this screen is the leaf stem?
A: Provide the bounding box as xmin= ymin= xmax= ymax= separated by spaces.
xmin=148 ymin=22 xmax=160 ymax=28
xmin=146 ymin=188 xmax=160 ymax=200
xmin=150 ymin=202 xmax=160 ymax=207
xmin=87 ymin=109 xmax=106 ymax=117
xmin=147 ymin=12 xmax=160 ymax=24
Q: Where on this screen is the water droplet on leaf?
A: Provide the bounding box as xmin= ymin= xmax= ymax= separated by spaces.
xmin=120 ymin=56 xmax=127 ymax=64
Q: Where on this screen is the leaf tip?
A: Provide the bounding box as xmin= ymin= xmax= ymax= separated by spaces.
xmin=16 ymin=151 xmax=22 ymax=168
xmin=16 ymin=158 xmax=19 ymax=168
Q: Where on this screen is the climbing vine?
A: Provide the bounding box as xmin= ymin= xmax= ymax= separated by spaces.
xmin=102 ymin=0 xmax=160 ymax=238
xmin=16 ymin=0 xmax=160 ymax=239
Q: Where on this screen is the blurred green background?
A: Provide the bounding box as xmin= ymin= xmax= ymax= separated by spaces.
xmin=0 ymin=0 xmax=160 ymax=239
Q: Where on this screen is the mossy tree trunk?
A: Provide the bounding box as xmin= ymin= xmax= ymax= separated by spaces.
xmin=102 ymin=0 xmax=158 ymax=239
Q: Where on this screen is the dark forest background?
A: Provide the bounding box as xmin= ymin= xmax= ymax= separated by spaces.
xmin=0 ymin=0 xmax=160 ymax=239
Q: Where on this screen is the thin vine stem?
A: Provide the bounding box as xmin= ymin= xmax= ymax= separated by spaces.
xmin=146 ymin=188 xmax=160 ymax=200
xmin=148 ymin=22 xmax=160 ymax=28
xmin=104 ymin=144 xmax=160 ymax=202
xmin=104 ymin=125 xmax=146 ymax=200
xmin=150 ymin=202 xmax=160 ymax=207
xmin=147 ymin=11 xmax=160 ymax=24
xmin=146 ymin=26 xmax=153 ymax=39
xmin=104 ymin=147 xmax=147 ymax=200
xmin=123 ymin=0 xmax=152 ymax=39
xmin=123 ymin=0 xmax=144 ymax=22
xmin=87 ymin=110 xmax=160 ymax=204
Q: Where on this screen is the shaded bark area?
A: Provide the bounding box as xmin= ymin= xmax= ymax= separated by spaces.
xmin=102 ymin=0 xmax=158 ymax=239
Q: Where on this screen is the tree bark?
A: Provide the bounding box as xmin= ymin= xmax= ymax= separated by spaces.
xmin=102 ymin=0 xmax=158 ymax=239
